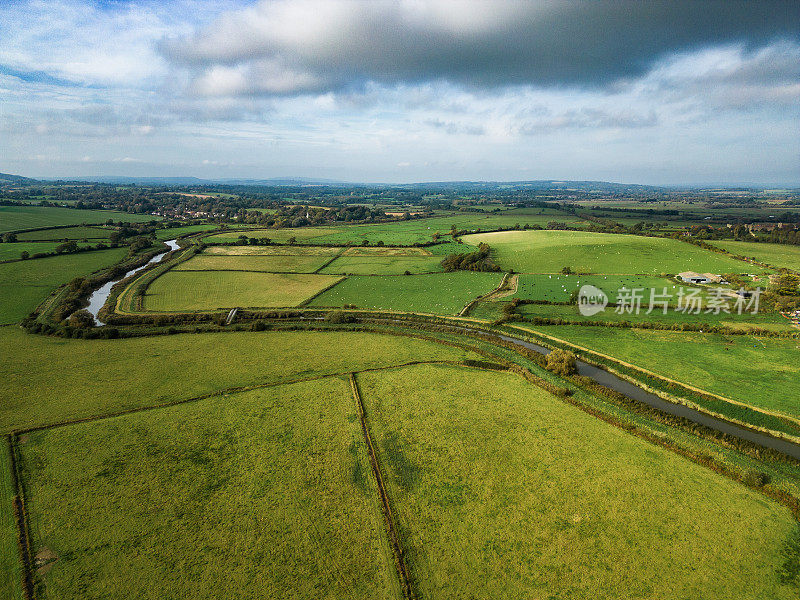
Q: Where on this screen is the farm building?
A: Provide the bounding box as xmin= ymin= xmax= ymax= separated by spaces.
xmin=678 ymin=272 xmax=727 ymax=285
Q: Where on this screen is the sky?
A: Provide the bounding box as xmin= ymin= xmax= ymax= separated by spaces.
xmin=0 ymin=0 xmax=798 ymax=185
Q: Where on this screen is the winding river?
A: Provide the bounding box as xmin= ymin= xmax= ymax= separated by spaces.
xmin=86 ymin=239 xmax=179 ymax=325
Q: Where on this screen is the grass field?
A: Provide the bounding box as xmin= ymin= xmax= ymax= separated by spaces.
xmin=462 ymin=230 xmax=759 ymax=274
xmin=203 ymin=246 xmax=340 ymax=257
xmin=144 ymin=271 xmax=342 ymax=311
xmin=521 ymin=325 xmax=800 ymax=418
xmin=512 ymin=273 xmax=689 ymax=303
xmin=320 ymin=247 xmax=442 ymax=275
xmin=0 ymin=243 xmax=97 ymax=262
xmin=309 ymin=272 xmax=503 ymax=315
xmin=358 ymin=363 xmax=799 ymax=599
xmin=15 ymin=226 xmax=112 ymax=241
xmin=516 ymin=302 xmax=791 ymax=330
xmin=0 ymin=328 xmax=482 ymax=433
xmin=0 ymin=206 xmax=157 ymax=233
xmin=204 ymin=210 xmax=583 ymax=246
xmin=173 ymin=253 xmax=334 ymax=273
xmin=709 ymin=241 xmax=800 ymax=271
xmin=0 ymin=247 xmax=128 ymax=324
xmin=0 ymin=442 xmax=22 ymax=600
xmin=19 ymin=377 xmax=399 ymax=599
xmin=152 ymin=224 xmax=217 ymax=240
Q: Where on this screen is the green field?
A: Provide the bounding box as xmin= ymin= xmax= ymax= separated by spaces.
xmin=154 ymin=224 xmax=218 ymax=240
xmin=0 ymin=443 xmax=21 ymax=600
xmin=357 ymin=363 xmax=798 ymax=599
xmin=0 ymin=206 xmax=157 ymax=233
xmin=205 ymin=210 xmax=583 ymax=246
xmin=15 ymin=226 xmax=112 ymax=241
xmin=0 ymin=328 xmax=481 ymax=433
xmin=516 ymin=301 xmax=790 ymax=330
xmin=512 ymin=273 xmax=688 ymax=303
xmin=520 ymin=325 xmax=800 ymax=418
xmin=204 ymin=246 xmax=340 ymax=257
xmin=0 ymin=248 xmax=128 ymax=324
xmin=174 ymin=253 xmax=334 ymax=273
xmin=320 ymin=247 xmax=442 ymax=275
xmin=310 ymin=272 xmax=503 ymax=315
xmin=0 ymin=242 xmax=98 ymax=262
xmin=19 ymin=377 xmax=399 ymax=599
xmin=462 ymin=230 xmax=759 ymax=274
xmin=144 ymin=271 xmax=342 ymax=311
xmin=709 ymin=241 xmax=800 ymax=271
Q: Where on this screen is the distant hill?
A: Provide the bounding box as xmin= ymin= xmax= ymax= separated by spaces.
xmin=0 ymin=172 xmax=38 ymax=184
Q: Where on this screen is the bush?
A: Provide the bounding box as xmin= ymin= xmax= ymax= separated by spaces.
xmin=67 ymin=309 xmax=95 ymax=329
xmin=545 ymin=349 xmax=578 ymax=376
xmin=742 ymin=470 xmax=771 ymax=488
xmin=325 ymin=310 xmax=356 ymax=324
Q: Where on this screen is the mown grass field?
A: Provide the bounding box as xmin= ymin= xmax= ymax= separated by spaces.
xmin=462 ymin=230 xmax=759 ymax=274
xmin=309 ymin=272 xmax=503 ymax=315
xmin=521 ymin=325 xmax=800 ymax=418
xmin=709 ymin=241 xmax=800 ymax=271
xmin=358 ymin=363 xmax=799 ymax=599
xmin=19 ymin=377 xmax=400 ymax=600
xmin=0 ymin=443 xmax=21 ymax=600
xmin=0 ymin=206 xmax=157 ymax=233
xmin=0 ymin=247 xmax=128 ymax=324
xmin=0 ymin=328 xmax=481 ymax=432
xmin=15 ymin=226 xmax=112 ymax=241
xmin=204 ymin=246 xmax=340 ymax=257
xmin=144 ymin=271 xmax=342 ymax=311
xmin=173 ymin=253 xmax=334 ymax=273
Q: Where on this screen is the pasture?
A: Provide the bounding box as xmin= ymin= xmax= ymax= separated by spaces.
xmin=0 ymin=247 xmax=128 ymax=324
xmin=0 ymin=444 xmax=21 ymax=600
xmin=521 ymin=325 xmax=800 ymax=419
xmin=0 ymin=206 xmax=157 ymax=233
xmin=154 ymin=224 xmax=218 ymax=240
xmin=203 ymin=246 xmax=340 ymax=256
xmin=15 ymin=226 xmax=112 ymax=241
xmin=357 ymin=363 xmax=799 ymax=599
xmin=19 ymin=377 xmax=399 ymax=599
xmin=516 ymin=302 xmax=790 ymax=330
xmin=0 ymin=328 xmax=481 ymax=433
xmin=511 ymin=273 xmax=689 ymax=304
xmin=462 ymin=230 xmax=759 ymax=274
xmin=709 ymin=241 xmax=800 ymax=271
xmin=144 ymin=271 xmax=342 ymax=311
xmin=309 ymin=272 xmax=503 ymax=315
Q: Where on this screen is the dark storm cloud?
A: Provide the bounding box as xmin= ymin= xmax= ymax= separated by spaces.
xmin=161 ymin=0 xmax=800 ymax=96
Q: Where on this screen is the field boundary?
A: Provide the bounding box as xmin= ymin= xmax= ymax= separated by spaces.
xmin=508 ymin=323 xmax=800 ymax=431
xmin=312 ymin=247 xmax=347 ymax=273
xmin=296 ymin=276 xmax=346 ymax=307
xmin=6 ymin=436 xmax=34 ymax=600
xmin=349 ymin=373 xmax=415 ymax=600
xmin=459 ymin=272 xmax=510 ymax=317
xmin=7 ymin=360 xmax=463 ymax=437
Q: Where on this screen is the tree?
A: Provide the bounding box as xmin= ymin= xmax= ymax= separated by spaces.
xmin=545 ymin=349 xmax=577 ymax=376
xmin=561 ymin=266 xmax=574 ymax=275
xmin=20 ymin=251 xmax=29 ymax=260
xmin=56 ymin=240 xmax=79 ymax=254
xmin=2 ymin=233 xmax=17 ymax=243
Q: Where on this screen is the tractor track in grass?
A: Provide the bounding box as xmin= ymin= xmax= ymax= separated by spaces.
xmin=350 ymin=373 xmax=415 ymax=600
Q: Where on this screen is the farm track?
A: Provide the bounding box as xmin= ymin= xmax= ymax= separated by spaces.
xmin=350 ymin=374 xmax=415 ymax=600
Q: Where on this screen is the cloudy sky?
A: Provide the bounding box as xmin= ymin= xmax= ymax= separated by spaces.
xmin=1 ymin=0 xmax=798 ymax=184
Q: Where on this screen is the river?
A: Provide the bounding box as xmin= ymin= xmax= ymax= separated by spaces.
xmin=86 ymin=239 xmax=179 ymax=325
